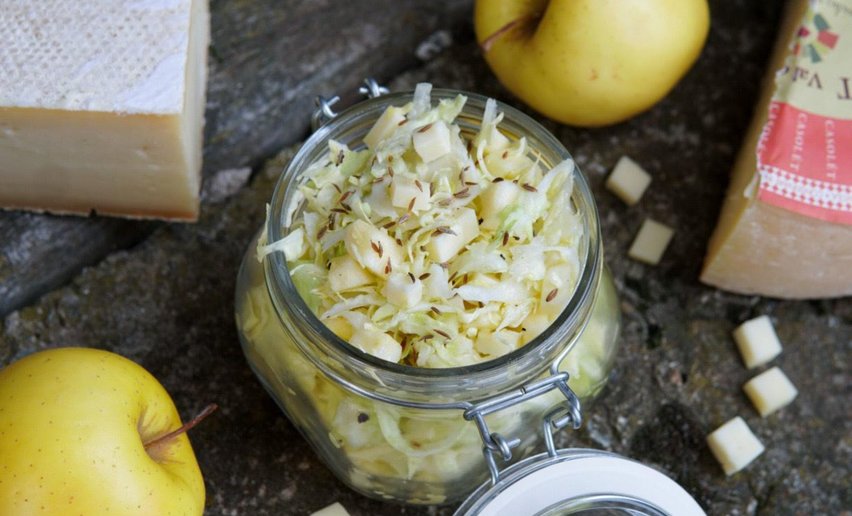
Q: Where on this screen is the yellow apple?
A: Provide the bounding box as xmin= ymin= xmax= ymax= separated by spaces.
xmin=0 ymin=347 xmax=206 ymax=515
xmin=474 ymin=0 xmax=710 ymax=126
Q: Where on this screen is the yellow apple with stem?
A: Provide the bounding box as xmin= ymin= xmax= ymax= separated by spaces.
xmin=0 ymin=347 xmax=215 ymax=515
xmin=475 ymin=0 xmax=710 ymax=126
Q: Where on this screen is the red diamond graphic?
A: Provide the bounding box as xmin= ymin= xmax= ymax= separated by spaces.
xmin=818 ymin=30 xmax=839 ymax=49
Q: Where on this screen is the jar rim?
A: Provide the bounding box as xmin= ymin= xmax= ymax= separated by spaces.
xmin=264 ymin=87 xmax=602 ymax=396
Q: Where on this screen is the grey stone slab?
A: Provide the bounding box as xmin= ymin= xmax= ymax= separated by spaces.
xmin=2 ymin=0 xmax=850 ymax=514
xmin=0 ymin=0 xmax=472 ymax=318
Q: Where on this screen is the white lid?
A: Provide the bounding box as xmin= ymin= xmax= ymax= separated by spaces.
xmin=456 ymin=450 xmax=705 ymax=516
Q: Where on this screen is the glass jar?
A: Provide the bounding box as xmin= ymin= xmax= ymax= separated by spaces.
xmin=235 ymin=87 xmax=621 ymax=505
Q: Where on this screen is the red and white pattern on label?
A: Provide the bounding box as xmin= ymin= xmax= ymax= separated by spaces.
xmin=756 ymin=100 xmax=852 ymax=224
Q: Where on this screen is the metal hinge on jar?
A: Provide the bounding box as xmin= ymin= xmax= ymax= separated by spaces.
xmin=311 ymin=78 xmax=389 ymax=130
xmin=463 ymin=372 xmax=582 ymax=485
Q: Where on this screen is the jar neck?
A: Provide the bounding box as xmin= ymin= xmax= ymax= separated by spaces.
xmin=264 ymin=90 xmax=603 ymax=407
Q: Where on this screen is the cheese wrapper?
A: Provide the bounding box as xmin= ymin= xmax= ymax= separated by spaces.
xmin=702 ymin=0 xmax=852 ymax=298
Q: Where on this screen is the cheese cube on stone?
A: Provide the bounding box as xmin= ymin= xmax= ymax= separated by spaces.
xmin=0 ymin=0 xmax=210 ymax=221
xmin=706 ymin=416 xmax=765 ymax=475
xmin=606 ymin=156 xmax=652 ymax=206
xmin=743 ymin=367 xmax=798 ymax=417
xmin=628 ymin=219 xmax=675 ymax=265
xmin=310 ymin=502 xmax=351 ymax=516
xmin=363 ymin=107 xmax=406 ymax=150
xmin=733 ymin=315 xmax=782 ymax=369
xmin=413 ymin=121 xmax=452 ymax=163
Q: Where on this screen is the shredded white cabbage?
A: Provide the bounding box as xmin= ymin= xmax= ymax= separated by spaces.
xmin=260 ymin=84 xmax=586 ymax=368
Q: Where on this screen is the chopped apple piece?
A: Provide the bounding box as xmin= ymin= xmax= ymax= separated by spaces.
xmin=475 ymin=329 xmax=522 ymax=357
xmin=328 ymin=255 xmax=372 ymax=292
xmin=382 ymin=272 xmax=423 ymax=308
xmin=413 ymin=121 xmax=452 ymax=163
xmin=732 ymin=315 xmax=782 ymax=369
xmin=349 ymin=328 xmax=402 ymax=363
xmin=628 ymin=219 xmax=674 ymax=265
xmin=605 ymin=155 xmax=652 ymax=206
xmin=344 ymin=220 xmax=402 ymax=276
xmin=390 ymin=175 xmax=430 ymax=212
xmin=743 ymin=367 xmax=798 ymax=417
xmin=324 ymin=317 xmax=354 ymax=341
xmin=425 ymin=208 xmax=479 ymax=263
xmin=363 ymin=107 xmax=406 ymax=150
xmin=480 ymin=180 xmax=520 ymax=229
xmin=706 ymin=416 xmax=765 ymax=476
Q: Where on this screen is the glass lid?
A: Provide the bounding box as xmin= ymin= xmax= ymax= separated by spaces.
xmin=454 ymin=449 xmax=705 ymax=516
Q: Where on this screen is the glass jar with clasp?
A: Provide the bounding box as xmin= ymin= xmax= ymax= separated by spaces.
xmin=235 ymin=79 xmax=700 ymax=512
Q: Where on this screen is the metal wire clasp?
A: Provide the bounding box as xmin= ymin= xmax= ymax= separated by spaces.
xmin=310 ymin=78 xmax=389 ymax=131
xmin=463 ymin=372 xmax=582 ymax=485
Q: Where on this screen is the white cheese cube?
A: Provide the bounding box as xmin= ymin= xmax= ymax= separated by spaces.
xmin=349 ymin=328 xmax=402 ymax=363
xmin=480 ymin=180 xmax=520 ymax=229
xmin=363 ymin=106 xmax=405 ymax=150
xmin=606 ymin=156 xmax=652 ymax=206
xmin=390 ymin=175 xmax=430 ymax=212
xmin=706 ymin=416 xmax=765 ymax=475
xmin=310 ymin=502 xmax=351 ymax=516
xmin=344 ymin=220 xmax=403 ymax=276
xmin=733 ymin=315 xmax=782 ymax=369
xmin=0 ymin=0 xmax=210 ymax=221
xmin=328 ymin=255 xmax=373 ymax=292
xmin=425 ymin=208 xmax=479 ymax=263
xmin=628 ymin=219 xmax=675 ymax=265
xmin=413 ymin=121 xmax=452 ymax=163
xmin=382 ymin=272 xmax=423 ymax=308
xmin=743 ymin=367 xmax=798 ymax=417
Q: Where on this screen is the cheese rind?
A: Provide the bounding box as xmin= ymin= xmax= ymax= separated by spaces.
xmin=606 ymin=156 xmax=652 ymax=206
xmin=732 ymin=315 xmax=782 ymax=370
xmin=0 ymin=0 xmax=209 ymax=221
xmin=707 ymin=417 xmax=765 ymax=476
xmin=743 ymin=367 xmax=798 ymax=417
xmin=628 ymin=219 xmax=674 ymax=265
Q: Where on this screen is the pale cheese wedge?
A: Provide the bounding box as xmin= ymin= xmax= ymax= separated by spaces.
xmin=0 ymin=0 xmax=210 ymax=221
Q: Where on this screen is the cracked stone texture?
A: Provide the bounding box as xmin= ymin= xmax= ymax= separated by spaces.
xmin=2 ymin=0 xmax=851 ymax=514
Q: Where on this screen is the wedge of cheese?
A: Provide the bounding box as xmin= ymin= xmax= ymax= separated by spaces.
xmin=701 ymin=0 xmax=852 ymax=298
xmin=0 ymin=0 xmax=210 ymax=221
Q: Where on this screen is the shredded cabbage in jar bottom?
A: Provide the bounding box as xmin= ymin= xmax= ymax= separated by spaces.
xmin=237 ymin=236 xmax=619 ymax=503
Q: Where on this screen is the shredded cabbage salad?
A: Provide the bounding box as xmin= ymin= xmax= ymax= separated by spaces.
xmin=260 ymin=84 xmax=584 ymax=367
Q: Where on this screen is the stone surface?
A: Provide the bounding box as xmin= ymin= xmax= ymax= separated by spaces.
xmin=2 ymin=0 xmax=851 ymax=515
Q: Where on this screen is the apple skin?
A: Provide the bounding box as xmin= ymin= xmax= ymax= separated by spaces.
xmin=475 ymin=0 xmax=710 ymax=126
xmin=0 ymin=347 xmax=204 ymax=515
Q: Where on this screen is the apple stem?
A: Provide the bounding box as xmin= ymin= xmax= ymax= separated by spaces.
xmin=143 ymin=403 xmax=218 ymax=450
xmin=480 ymin=15 xmax=536 ymax=53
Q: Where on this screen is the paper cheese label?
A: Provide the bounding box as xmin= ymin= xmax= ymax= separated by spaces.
xmin=757 ymin=0 xmax=852 ymax=224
